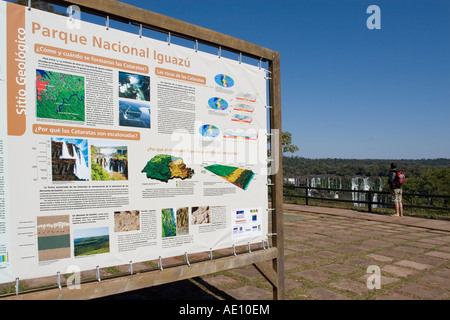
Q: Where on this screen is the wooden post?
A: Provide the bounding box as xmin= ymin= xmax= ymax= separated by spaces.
xmin=269 ymin=53 xmax=285 ymax=300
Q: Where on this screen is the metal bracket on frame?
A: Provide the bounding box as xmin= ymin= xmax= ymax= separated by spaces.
xmin=96 ymin=266 xmax=101 ymax=282
xmin=158 ymin=256 xmax=163 ymax=271
xmin=184 ymin=252 xmax=191 ymax=267
xmin=57 ymin=271 xmax=62 ymax=290
xmin=209 ymin=248 xmax=213 ymax=260
xmin=15 ymin=278 xmax=19 ymax=295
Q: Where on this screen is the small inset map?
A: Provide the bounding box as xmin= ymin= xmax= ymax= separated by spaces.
xmin=36 ymin=69 xmax=85 ymax=122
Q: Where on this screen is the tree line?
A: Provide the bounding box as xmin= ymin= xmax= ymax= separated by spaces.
xmin=283 ymin=157 xmax=450 ymax=195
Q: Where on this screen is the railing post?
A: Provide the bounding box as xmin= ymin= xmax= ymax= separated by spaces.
xmin=305 ymin=187 xmax=309 ymax=206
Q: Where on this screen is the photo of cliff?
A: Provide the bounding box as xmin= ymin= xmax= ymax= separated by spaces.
xmin=51 ymin=138 xmax=89 ymax=181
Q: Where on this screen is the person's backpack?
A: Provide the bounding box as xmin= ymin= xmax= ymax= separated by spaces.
xmin=393 ymin=170 xmax=405 ymax=187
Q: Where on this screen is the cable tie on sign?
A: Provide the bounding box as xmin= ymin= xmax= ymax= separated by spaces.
xmin=27 ymin=0 xmax=31 ymax=10
xmin=139 ymin=24 xmax=142 ymax=38
xmin=258 ymin=58 xmax=262 ymax=69
xmin=167 ymin=32 xmax=171 ymax=46
xmin=106 ymin=16 xmax=110 ymax=30
xmin=218 ymin=46 xmax=222 ymax=58
xmin=267 ymin=233 xmax=277 ymax=237
xmin=264 ymin=76 xmax=272 ymax=80
xmin=96 ymin=266 xmax=101 ymax=282
xmin=266 ymin=239 xmax=271 ymax=249
xmin=267 ymin=208 xmax=275 ymax=211
xmin=265 ymin=105 xmax=273 ymax=109
xmin=267 ymin=158 xmax=274 ymax=162
xmin=239 ymin=52 xmax=242 ymax=64
xmin=129 ymin=261 xmax=133 ymax=275
xmin=232 ymin=244 xmax=237 ymax=256
xmin=262 ymin=240 xmax=267 ymax=250
xmin=158 ymin=256 xmax=163 ymax=271
xmin=184 ymin=252 xmax=190 ymax=267
xmin=15 ymin=278 xmax=19 ymax=295
xmin=209 ymin=248 xmax=213 ymax=260
xmin=267 ymin=183 xmax=274 ymax=186
xmin=57 ymin=271 xmax=62 ymax=290
xmin=194 ymin=40 xmax=198 ymax=53
xmin=247 ymin=242 xmax=252 ymax=253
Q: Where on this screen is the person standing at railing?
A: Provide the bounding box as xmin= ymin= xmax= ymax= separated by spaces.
xmin=388 ymin=162 xmax=405 ymax=217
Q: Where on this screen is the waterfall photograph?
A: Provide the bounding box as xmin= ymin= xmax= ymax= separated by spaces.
xmin=51 ymin=138 xmax=89 ymax=181
xmin=90 ymin=140 xmax=128 ymax=181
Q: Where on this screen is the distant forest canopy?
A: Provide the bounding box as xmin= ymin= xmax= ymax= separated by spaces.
xmin=283 ymin=157 xmax=450 ymax=179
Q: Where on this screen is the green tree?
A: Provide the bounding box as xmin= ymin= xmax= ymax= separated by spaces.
xmin=281 ymin=131 xmax=299 ymax=154
xmin=268 ymin=131 xmax=299 ymax=156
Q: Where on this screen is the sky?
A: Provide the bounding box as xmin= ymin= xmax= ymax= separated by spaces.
xmin=117 ymin=0 xmax=450 ymax=160
xmin=15 ymin=0 xmax=450 ymax=159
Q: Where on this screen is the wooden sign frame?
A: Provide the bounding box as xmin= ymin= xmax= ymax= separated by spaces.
xmin=3 ymin=0 xmax=284 ymax=300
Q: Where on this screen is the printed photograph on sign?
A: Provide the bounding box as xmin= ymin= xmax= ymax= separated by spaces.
xmin=161 ymin=208 xmax=176 ymax=238
xmin=191 ymin=206 xmax=211 ymax=225
xmin=114 ymin=210 xmax=140 ymax=232
xmin=74 ymin=227 xmax=110 ymax=257
xmin=119 ymin=99 xmax=150 ymax=128
xmin=176 ymin=207 xmax=190 ymax=236
xmin=51 ymin=138 xmax=89 ymax=181
xmin=91 ymin=140 xmax=128 ymax=181
xmin=37 ymin=215 xmax=71 ymax=262
xmin=36 ymin=69 xmax=85 ymax=122
xmin=118 ymin=71 xmax=150 ymax=101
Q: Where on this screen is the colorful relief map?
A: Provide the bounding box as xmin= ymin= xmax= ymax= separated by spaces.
xmin=36 ymin=69 xmax=85 ymax=122
xmin=141 ymin=154 xmax=194 ymax=182
xmin=199 ymin=124 xmax=220 ymax=138
xmin=204 ymin=164 xmax=255 ymax=190
xmin=214 ymin=74 xmax=234 ymax=88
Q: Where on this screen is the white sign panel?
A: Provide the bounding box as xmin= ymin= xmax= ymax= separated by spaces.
xmin=0 ymin=2 xmax=268 ymax=283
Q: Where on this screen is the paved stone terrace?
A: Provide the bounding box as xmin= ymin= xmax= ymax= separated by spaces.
xmin=103 ymin=204 xmax=450 ymax=300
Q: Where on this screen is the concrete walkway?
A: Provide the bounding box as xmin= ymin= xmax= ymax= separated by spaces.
xmin=102 ymin=204 xmax=450 ymax=300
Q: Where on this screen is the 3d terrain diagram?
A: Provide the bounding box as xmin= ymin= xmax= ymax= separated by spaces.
xmin=204 ymin=164 xmax=255 ymax=190
xmin=141 ymin=154 xmax=194 ymax=182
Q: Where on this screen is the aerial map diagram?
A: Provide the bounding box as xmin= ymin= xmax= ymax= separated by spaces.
xmin=36 ymin=69 xmax=85 ymax=122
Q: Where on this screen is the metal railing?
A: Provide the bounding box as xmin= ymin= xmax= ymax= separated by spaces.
xmin=283 ymin=185 xmax=450 ymax=214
